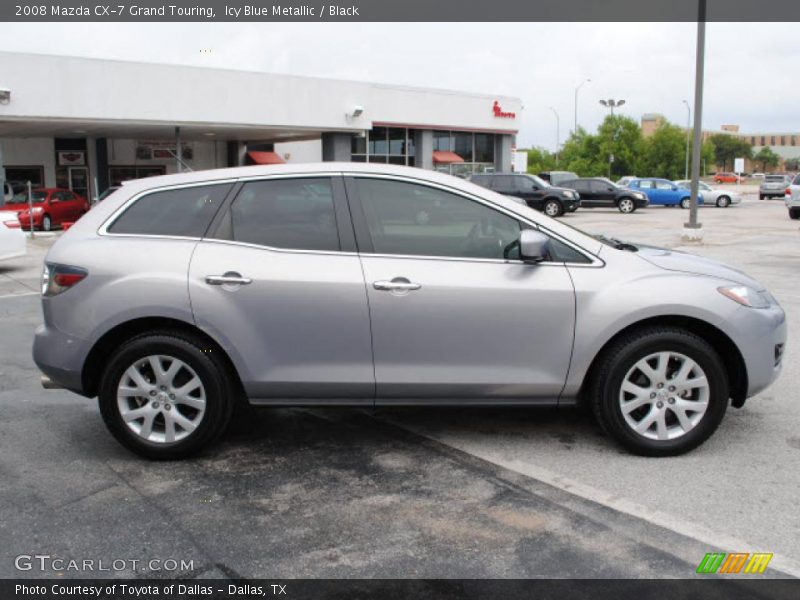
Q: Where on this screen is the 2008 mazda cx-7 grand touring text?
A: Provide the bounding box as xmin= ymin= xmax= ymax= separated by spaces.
xmin=33 ymin=164 xmax=786 ymax=459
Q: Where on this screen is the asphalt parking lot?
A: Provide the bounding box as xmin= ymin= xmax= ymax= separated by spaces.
xmin=1 ymin=189 xmax=798 ymax=580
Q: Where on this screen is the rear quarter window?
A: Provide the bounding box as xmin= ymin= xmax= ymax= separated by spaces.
xmin=107 ymin=183 xmax=232 ymax=237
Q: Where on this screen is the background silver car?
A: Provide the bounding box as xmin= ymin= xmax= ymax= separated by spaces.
xmin=760 ymin=174 xmax=792 ymax=199
xmin=33 ymin=164 xmax=786 ymax=459
xmin=675 ymin=180 xmax=741 ymax=208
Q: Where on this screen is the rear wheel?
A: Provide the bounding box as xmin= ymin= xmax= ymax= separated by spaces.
xmin=543 ymin=199 xmax=563 ymax=217
xmin=759 ymin=194 xmax=765 ymax=200
xmin=98 ymin=332 xmax=235 ymax=459
xmin=789 ymin=208 xmax=800 ymax=220
xmin=679 ymin=198 xmax=690 ymax=209
xmin=617 ymin=197 xmax=636 ymax=214
xmin=589 ymin=327 xmax=729 ymax=456
xmin=716 ymin=195 xmax=730 ymax=208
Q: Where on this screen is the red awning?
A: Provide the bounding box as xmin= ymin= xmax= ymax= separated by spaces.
xmin=432 ymin=151 xmax=465 ymax=165
xmin=247 ymin=151 xmax=285 ymax=165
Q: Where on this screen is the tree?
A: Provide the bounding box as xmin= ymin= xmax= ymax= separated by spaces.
xmin=708 ymin=133 xmax=752 ymax=171
xmin=753 ymin=146 xmax=780 ymax=172
xmin=637 ymin=122 xmax=687 ymax=180
xmin=523 ymin=147 xmax=557 ymax=174
xmin=785 ymin=157 xmax=800 ymax=171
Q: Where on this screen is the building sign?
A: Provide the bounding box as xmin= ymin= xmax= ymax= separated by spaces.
xmin=135 ymin=140 xmax=193 ymax=161
xmin=57 ymin=151 xmax=85 ymax=166
xmin=492 ymin=100 xmax=516 ymax=119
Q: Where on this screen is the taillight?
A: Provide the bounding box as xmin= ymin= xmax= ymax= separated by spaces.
xmin=786 ymin=188 xmax=792 ymax=196
xmin=42 ymin=264 xmax=88 ymax=297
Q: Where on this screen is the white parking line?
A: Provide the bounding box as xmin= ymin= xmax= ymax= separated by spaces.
xmin=0 ymin=291 xmax=39 ymax=300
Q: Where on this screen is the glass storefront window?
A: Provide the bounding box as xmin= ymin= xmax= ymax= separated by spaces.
xmin=351 ymin=134 xmax=366 ymax=155
xmin=474 ymin=134 xmax=494 ymax=163
xmin=433 ymin=131 xmax=452 ymax=152
xmin=453 ymin=132 xmax=473 ymax=162
xmin=388 ymin=128 xmax=406 ymax=155
xmin=369 ymin=127 xmax=388 ymax=155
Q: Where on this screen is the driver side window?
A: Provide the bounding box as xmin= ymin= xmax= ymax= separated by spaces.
xmin=353 ymin=178 xmax=522 ymax=260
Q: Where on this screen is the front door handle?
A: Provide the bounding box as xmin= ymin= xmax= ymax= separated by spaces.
xmin=373 ymin=278 xmax=422 ymax=292
xmin=205 ymin=273 xmax=253 ymax=286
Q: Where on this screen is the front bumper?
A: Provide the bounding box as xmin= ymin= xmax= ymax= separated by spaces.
xmin=729 ymin=302 xmax=787 ymax=398
xmin=564 ymin=198 xmax=581 ymax=211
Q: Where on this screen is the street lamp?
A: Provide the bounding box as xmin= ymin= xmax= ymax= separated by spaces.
xmin=574 ymin=78 xmax=591 ymax=135
xmin=599 ymin=98 xmax=626 ymax=115
xmin=682 ymin=100 xmax=691 ymax=180
xmin=599 ymin=99 xmax=626 ymax=178
xmin=549 ymin=107 xmax=560 ymax=165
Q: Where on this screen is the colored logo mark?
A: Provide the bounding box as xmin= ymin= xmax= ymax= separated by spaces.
xmin=696 ymin=552 xmax=773 ymax=574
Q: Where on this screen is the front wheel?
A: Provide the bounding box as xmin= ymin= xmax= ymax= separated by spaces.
xmin=716 ymin=195 xmax=730 ymax=208
xmin=589 ymin=327 xmax=729 ymax=456
xmin=617 ymin=198 xmax=636 ymax=214
xmin=98 ymin=332 xmax=235 ymax=459
xmin=543 ymin=199 xmax=563 ymax=217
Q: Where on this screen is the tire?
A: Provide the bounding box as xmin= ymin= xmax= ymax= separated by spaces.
xmin=679 ymin=198 xmax=690 ymax=209
xmin=789 ymin=208 xmax=800 ymax=220
xmin=41 ymin=214 xmax=52 ymax=231
xmin=98 ymin=332 xmax=235 ymax=459
xmin=716 ymin=196 xmax=730 ymax=208
xmin=759 ymin=195 xmax=765 ymax=200
xmin=617 ymin=197 xmax=636 ymax=214
xmin=588 ymin=327 xmax=729 ymax=456
xmin=543 ymin=198 xmax=563 ymax=217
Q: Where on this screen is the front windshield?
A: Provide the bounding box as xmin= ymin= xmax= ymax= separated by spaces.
xmin=528 ymin=175 xmax=550 ymax=188
xmin=7 ymin=190 xmax=47 ymax=203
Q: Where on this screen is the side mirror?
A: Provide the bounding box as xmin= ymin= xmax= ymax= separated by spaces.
xmin=519 ymin=229 xmax=550 ymax=263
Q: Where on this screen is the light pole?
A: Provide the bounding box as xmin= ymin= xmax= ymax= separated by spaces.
xmin=599 ymin=98 xmax=625 ymax=116
xmin=574 ymin=78 xmax=590 ymax=135
xmin=684 ymin=0 xmax=706 ymax=240
xmin=599 ymin=99 xmax=626 ymax=178
xmin=549 ymin=107 xmax=560 ymax=165
xmin=682 ymin=100 xmax=691 ymax=180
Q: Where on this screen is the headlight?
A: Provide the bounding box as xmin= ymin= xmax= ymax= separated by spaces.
xmin=33 ymin=206 xmax=43 ymax=213
xmin=718 ymin=285 xmax=770 ymax=309
xmin=562 ymin=190 xmax=575 ymax=199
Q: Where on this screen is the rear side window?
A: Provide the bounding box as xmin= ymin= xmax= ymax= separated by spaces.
xmin=108 ymin=183 xmax=232 ymax=237
xmin=229 ymin=178 xmax=339 ymax=252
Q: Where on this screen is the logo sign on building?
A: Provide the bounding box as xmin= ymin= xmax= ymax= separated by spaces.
xmin=57 ymin=151 xmax=85 ymax=166
xmin=492 ymin=100 xmax=516 ymax=119
xmin=734 ymin=157 xmax=745 ymax=173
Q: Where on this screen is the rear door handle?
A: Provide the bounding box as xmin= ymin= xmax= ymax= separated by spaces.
xmin=373 ymin=279 xmax=422 ymax=292
xmin=205 ymin=273 xmax=253 ymax=286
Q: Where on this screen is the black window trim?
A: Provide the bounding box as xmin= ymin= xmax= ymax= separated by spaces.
xmin=342 ymin=173 xmax=600 ymax=267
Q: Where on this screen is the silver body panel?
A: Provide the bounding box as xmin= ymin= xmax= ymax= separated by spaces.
xmin=32 ymin=163 xmax=785 ymax=407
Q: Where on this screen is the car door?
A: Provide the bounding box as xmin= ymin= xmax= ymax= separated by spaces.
xmin=590 ymin=180 xmax=616 ymax=207
xmin=59 ymin=190 xmax=81 ymax=220
xmin=46 ymin=191 xmax=67 ymax=224
xmin=635 ymin=180 xmax=657 ymax=204
xmin=565 ymin=180 xmax=593 ymax=206
xmin=345 ymin=175 xmax=576 ymax=403
xmin=189 ymin=175 xmax=375 ymax=403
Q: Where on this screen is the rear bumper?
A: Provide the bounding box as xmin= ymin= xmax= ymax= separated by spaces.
xmin=33 ymin=323 xmax=89 ymax=395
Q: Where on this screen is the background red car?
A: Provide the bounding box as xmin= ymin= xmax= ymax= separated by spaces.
xmin=0 ymin=188 xmax=90 ymax=231
xmin=713 ymin=172 xmax=741 ymax=184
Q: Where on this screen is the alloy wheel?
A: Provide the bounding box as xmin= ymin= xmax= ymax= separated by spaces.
xmin=544 ymin=201 xmax=560 ymax=217
xmin=117 ymin=355 xmax=206 ymax=444
xmin=619 ymin=198 xmax=634 ymax=213
xmin=717 ymin=196 xmax=730 ymax=208
xmin=618 ymin=351 xmax=710 ymax=441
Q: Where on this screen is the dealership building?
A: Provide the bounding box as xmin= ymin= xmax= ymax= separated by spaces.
xmin=0 ymin=52 xmax=521 ymax=203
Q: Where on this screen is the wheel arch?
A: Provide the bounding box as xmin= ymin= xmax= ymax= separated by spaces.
xmin=81 ymin=316 xmax=245 ymax=400
xmin=579 ymin=315 xmax=748 ymax=408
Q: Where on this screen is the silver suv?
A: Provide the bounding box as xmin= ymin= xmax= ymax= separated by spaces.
xmin=760 ymin=174 xmax=792 ymax=199
xmin=34 ymin=164 xmax=786 ymax=459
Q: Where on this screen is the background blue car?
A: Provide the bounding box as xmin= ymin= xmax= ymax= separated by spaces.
xmin=625 ymin=178 xmax=704 ymax=208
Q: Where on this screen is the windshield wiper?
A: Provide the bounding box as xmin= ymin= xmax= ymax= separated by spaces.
xmin=595 ymin=235 xmax=638 ymax=252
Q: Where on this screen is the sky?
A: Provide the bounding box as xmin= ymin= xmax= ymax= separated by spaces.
xmin=1 ymin=22 xmax=797 ymax=149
